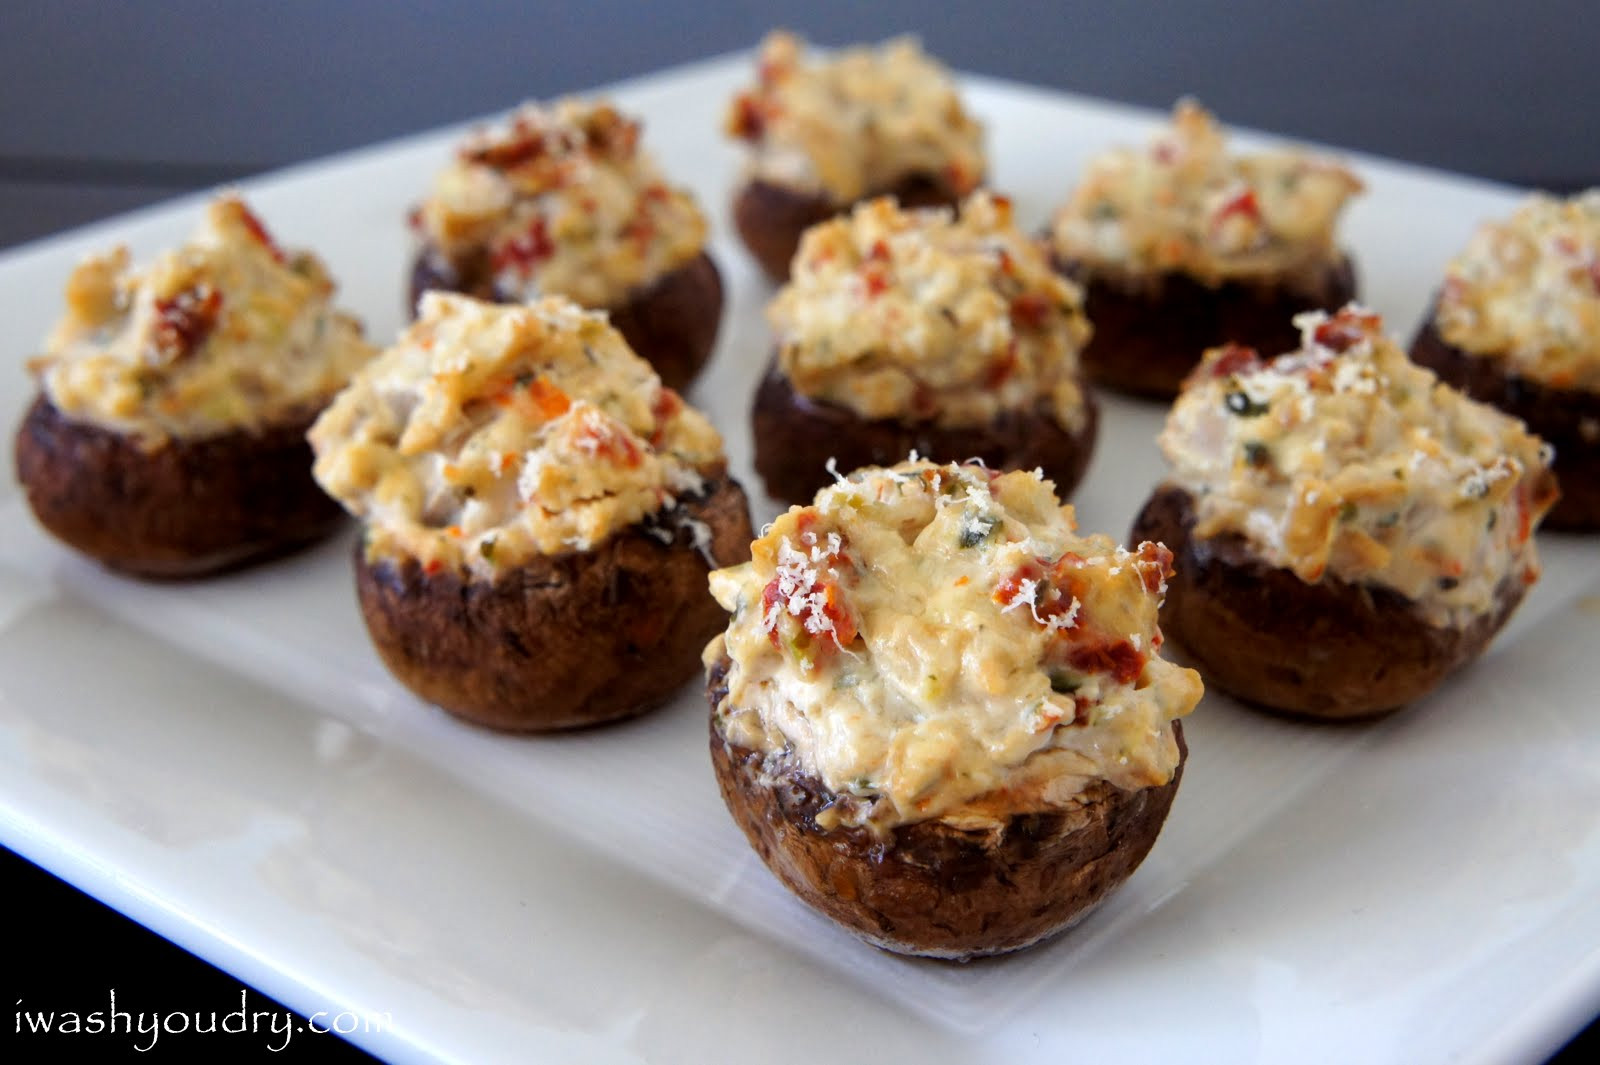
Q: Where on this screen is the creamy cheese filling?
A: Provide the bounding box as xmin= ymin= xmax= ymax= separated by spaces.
xmin=769 ymin=193 xmax=1092 ymax=430
xmin=30 ymin=194 xmax=374 ymax=442
xmin=707 ymin=461 xmax=1202 ymax=833
xmin=417 ymin=98 xmax=709 ymax=311
xmin=724 ymin=31 xmax=985 ymax=203
xmin=1049 ymin=99 xmax=1363 ymax=287
xmin=1159 ymin=306 xmax=1558 ymax=628
xmin=309 ymin=294 xmax=726 ymax=575
xmin=1434 ymin=190 xmax=1600 ymax=393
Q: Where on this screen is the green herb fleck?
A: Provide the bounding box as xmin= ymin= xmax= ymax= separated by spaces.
xmin=959 ymin=512 xmax=999 ymax=548
xmin=478 ymin=538 xmax=496 ymax=561
xmin=1338 ymin=502 xmax=1358 ymax=522
xmin=1243 ymin=441 xmax=1271 ymax=468
xmin=1225 ymin=390 xmax=1269 ymax=417
xmin=1049 ymin=671 xmax=1082 ymax=694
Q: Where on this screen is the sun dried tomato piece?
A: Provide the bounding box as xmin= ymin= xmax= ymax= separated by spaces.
xmin=235 ymin=203 xmax=285 ymax=263
xmin=577 ymin=424 xmax=643 ymax=467
xmin=729 ymin=94 xmax=766 ymax=140
xmin=1131 ymin=541 xmax=1175 ymax=594
xmin=762 ymin=574 xmax=857 ymax=656
xmin=1212 ymin=187 xmax=1262 ymax=226
xmin=491 ymin=216 xmax=555 ymax=276
xmin=1312 ymin=307 xmax=1382 ymax=352
xmin=1204 ymin=343 xmax=1263 ymax=380
xmin=1008 ymin=292 xmax=1052 ymax=330
xmin=984 ymin=347 xmax=1019 ymax=387
xmin=1066 ymin=640 xmax=1145 ymax=685
xmin=150 ymin=285 xmax=223 ymax=362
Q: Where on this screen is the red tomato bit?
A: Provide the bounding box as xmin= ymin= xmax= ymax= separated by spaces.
xmin=1066 ymin=640 xmax=1146 ymax=685
xmin=151 ymin=285 xmax=223 ymax=362
xmin=1008 ymin=292 xmax=1052 ymax=330
xmin=235 ymin=203 xmax=285 ymax=263
xmin=1212 ymin=187 xmax=1262 ymax=227
xmin=491 ymin=217 xmax=555 ymax=276
xmin=1204 ymin=343 xmax=1264 ymax=380
xmin=1312 ymin=307 xmax=1382 ymax=352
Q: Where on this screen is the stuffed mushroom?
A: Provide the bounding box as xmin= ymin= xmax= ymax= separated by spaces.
xmin=1132 ymin=306 xmax=1559 ymax=719
xmin=409 ymin=98 xmax=722 ymax=390
xmin=1409 ymin=190 xmax=1600 ymax=530
xmin=724 ymin=31 xmax=986 ymax=282
xmin=706 ymin=459 xmax=1203 ymax=959
xmin=310 ymin=293 xmax=753 ymax=731
xmin=14 ymin=194 xmax=375 ymax=577
xmin=753 ymin=192 xmax=1098 ymax=504
xmin=1047 ymin=99 xmax=1362 ymax=398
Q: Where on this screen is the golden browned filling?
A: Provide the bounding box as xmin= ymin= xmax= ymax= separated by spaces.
xmin=310 ymin=294 xmax=725 ymax=576
xmin=30 ymin=194 xmax=374 ymax=443
xmin=1049 ymin=99 xmax=1363 ymax=288
xmin=1434 ymin=190 xmax=1600 ymax=392
xmin=1159 ymin=306 xmax=1558 ymax=628
xmin=707 ymin=460 xmax=1202 ymax=833
xmin=724 ymin=31 xmax=986 ymax=203
xmin=768 ymin=192 xmax=1092 ymax=431
xmin=417 ymin=98 xmax=708 ymax=310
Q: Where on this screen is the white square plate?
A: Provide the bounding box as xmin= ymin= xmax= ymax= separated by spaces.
xmin=2 ymin=53 xmax=1597 ymax=1065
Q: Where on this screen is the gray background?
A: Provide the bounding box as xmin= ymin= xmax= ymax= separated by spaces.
xmin=2 ymin=0 xmax=1597 ymax=249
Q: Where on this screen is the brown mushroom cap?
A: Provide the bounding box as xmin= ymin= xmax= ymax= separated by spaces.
xmin=750 ymin=358 xmax=1098 ymax=506
xmin=707 ymin=653 xmax=1186 ymax=960
xmin=14 ymin=394 xmax=344 ymax=579
xmin=356 ymin=476 xmax=752 ymax=731
xmin=1130 ymin=483 xmax=1529 ymax=718
xmin=1051 ymin=254 xmax=1357 ymax=399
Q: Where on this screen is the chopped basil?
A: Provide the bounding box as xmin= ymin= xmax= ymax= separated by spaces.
xmin=514 ymin=370 xmax=534 ymax=388
xmin=478 ymin=538 xmax=496 ymax=561
xmin=1049 ymin=671 xmax=1082 ymax=694
xmin=1377 ymin=511 xmax=1401 ymax=528
xmin=1091 ymin=201 xmax=1119 ymax=221
xmin=1225 ymin=390 xmax=1269 ymax=417
xmin=959 ymin=512 xmax=999 ymax=547
xmin=1338 ymin=502 xmax=1358 ymax=522
xmin=1243 ymin=441 xmax=1271 ymax=468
